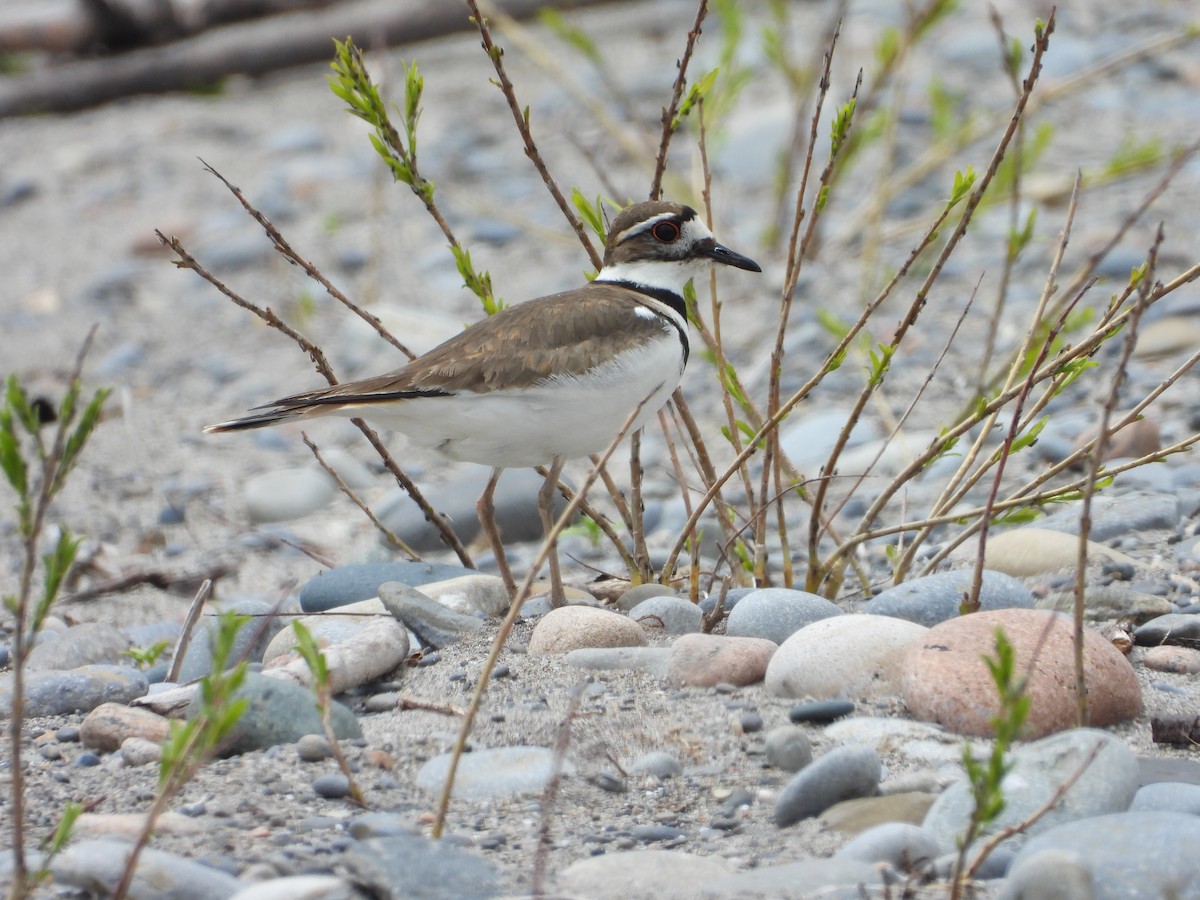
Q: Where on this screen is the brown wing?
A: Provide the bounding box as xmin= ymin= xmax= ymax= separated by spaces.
xmin=266 ymin=282 xmax=674 ymax=410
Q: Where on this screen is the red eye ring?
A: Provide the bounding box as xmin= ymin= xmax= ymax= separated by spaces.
xmin=651 ymin=221 xmax=681 ymax=243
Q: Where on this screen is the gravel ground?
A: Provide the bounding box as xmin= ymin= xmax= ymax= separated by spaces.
xmin=2 ymin=0 xmax=1200 ymax=896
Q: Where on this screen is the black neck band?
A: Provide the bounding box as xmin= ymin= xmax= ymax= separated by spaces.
xmin=606 ymin=280 xmax=690 ymax=365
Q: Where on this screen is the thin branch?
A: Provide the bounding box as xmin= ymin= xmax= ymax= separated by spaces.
xmin=649 ymin=0 xmax=708 ymax=200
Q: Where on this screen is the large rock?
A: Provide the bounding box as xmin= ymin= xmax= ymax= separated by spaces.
xmin=766 ymin=615 xmax=928 ymax=700
xmin=979 ymin=528 xmax=1137 ymax=577
xmin=528 ymin=606 xmax=646 ymax=654
xmin=725 ymin=588 xmax=842 ymax=644
xmin=667 ymin=633 xmax=776 ymax=687
xmin=1003 ymin=812 xmax=1200 ymax=899
xmin=864 ymin=569 xmax=1033 ymax=626
xmin=923 ymin=729 xmax=1139 ymax=852
xmin=901 ymin=609 xmax=1140 ymax=737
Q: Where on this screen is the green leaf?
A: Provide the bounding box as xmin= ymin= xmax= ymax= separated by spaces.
xmin=37 ymin=529 xmax=80 ymax=627
xmin=6 ymin=374 xmax=40 ymax=436
xmin=829 ymin=97 xmax=857 ymax=159
xmin=55 ymin=387 xmax=110 ymax=493
xmin=538 ymin=8 xmax=601 ymax=63
xmin=949 ymin=167 xmax=976 ymax=208
xmin=673 ymin=67 xmax=720 ymax=129
xmin=0 ymin=409 xmax=27 ymax=497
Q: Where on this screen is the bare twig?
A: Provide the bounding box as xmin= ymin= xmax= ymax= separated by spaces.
xmin=166 ymin=580 xmax=213 ymax=684
xmin=649 ymin=0 xmax=708 ymax=200
xmin=469 ymin=0 xmax=601 ymax=268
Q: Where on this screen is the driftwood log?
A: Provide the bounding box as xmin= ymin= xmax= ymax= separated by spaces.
xmin=0 ymin=0 xmax=612 ymax=118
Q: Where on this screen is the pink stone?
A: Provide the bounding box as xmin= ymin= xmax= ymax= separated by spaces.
xmin=901 ymin=609 xmax=1140 ymax=738
xmin=668 ymin=633 xmax=777 ymax=687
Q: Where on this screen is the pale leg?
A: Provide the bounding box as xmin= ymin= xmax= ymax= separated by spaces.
xmin=540 ymin=455 xmax=567 ymax=607
xmin=477 ymin=467 xmax=516 ymax=598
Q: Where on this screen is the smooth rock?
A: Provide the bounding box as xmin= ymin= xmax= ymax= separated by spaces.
xmin=628 ymin=595 xmax=703 ymax=634
xmin=244 ymin=466 xmax=336 ymax=523
xmin=528 ymin=606 xmax=647 ymax=654
xmin=416 ymin=746 xmax=570 ymax=799
xmin=0 ymin=665 xmax=148 ymax=717
xmin=229 ymin=875 xmax=355 ymax=900
xmin=120 ymin=736 xmax=163 ymax=766
xmin=299 ymin=561 xmax=474 ymax=612
xmin=998 ymin=848 xmax=1093 ymax=899
xmin=726 ymin=588 xmax=843 ymax=643
xmin=767 ymin=615 xmax=928 ymax=700
xmin=825 ymin=716 xmax=964 ymax=765
xmin=380 ymin=581 xmax=483 ymax=647
xmin=312 ymin=773 xmax=352 ymax=799
xmin=701 ymin=858 xmax=884 ymax=898
xmin=1142 ymin=644 xmax=1200 ymax=674
xmin=261 ymin=615 xmax=367 ymax=664
xmin=980 ymin=528 xmax=1138 ymax=577
xmin=1037 ymin=586 xmax=1173 ymax=623
xmin=1005 ymin=812 xmax=1200 ymax=899
xmin=1138 ymin=755 xmax=1200 ymax=787
xmin=764 ymin=725 xmax=812 ymax=772
xmin=667 ymin=633 xmax=776 ymax=687
xmin=630 ymin=750 xmax=683 ymax=779
xmin=197 ymin=672 xmax=360 ymax=756
xmin=297 ymin=733 xmax=333 ymax=761
xmin=864 ymin=569 xmax=1033 ymax=625
xmin=564 ymin=646 xmax=671 ymax=677
xmin=1036 ymin=491 xmax=1180 ymax=540
xmin=556 ymin=850 xmax=732 ymax=900
xmin=263 ymin=615 xmax=408 ymax=694
xmin=52 ymin=839 xmax=240 ymax=899
xmin=80 ymin=702 xmax=172 ymax=752
xmin=418 ymin=574 xmax=510 ymax=617
xmin=340 ymin=834 xmax=500 ymax=900
xmin=774 ymin=744 xmax=881 ymax=827
xmin=1129 ymin=781 xmax=1200 ymax=814
xmin=26 ymin=622 xmax=131 ymax=671
xmin=821 ymin=793 xmax=938 ymax=834
xmin=834 ymin=822 xmax=943 ymax=872
xmin=1134 ymin=613 xmax=1200 ymax=647
xmin=923 ymin=729 xmax=1139 ymax=851
xmin=789 ymin=699 xmax=855 ymax=724
xmin=73 ymin=811 xmax=203 ymax=839
xmin=176 ymin=598 xmax=284 ymax=682
xmin=376 ymin=466 xmax=568 ymax=552
xmin=902 ymin=609 xmax=1140 ymax=738
xmin=616 ymin=583 xmax=679 ymax=612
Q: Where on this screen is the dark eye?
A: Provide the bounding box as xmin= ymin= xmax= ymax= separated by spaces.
xmin=651 ymin=221 xmax=681 ymax=243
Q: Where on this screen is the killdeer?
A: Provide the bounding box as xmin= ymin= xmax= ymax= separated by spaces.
xmin=208 ymin=200 xmax=761 ymax=600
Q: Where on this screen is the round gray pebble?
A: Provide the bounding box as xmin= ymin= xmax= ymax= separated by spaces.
xmin=312 ymin=773 xmax=352 ymax=799
xmin=764 ymin=725 xmax=813 ymax=772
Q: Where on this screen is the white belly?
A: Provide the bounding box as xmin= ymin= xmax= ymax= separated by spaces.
xmin=341 ymin=336 xmax=685 ymax=468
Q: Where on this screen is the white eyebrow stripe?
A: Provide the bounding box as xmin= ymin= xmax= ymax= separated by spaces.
xmin=612 ymin=211 xmax=680 ymax=244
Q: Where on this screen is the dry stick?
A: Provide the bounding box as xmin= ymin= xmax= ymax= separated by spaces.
xmin=838 ymin=429 xmax=1200 ymax=555
xmin=61 ymin=563 xmax=231 ymax=605
xmin=468 ymin=0 xmax=600 ymax=269
xmin=966 ymin=172 xmax=1084 ymax=610
xmin=908 ymin=251 xmax=1200 ymax=576
xmin=302 ymin=433 xmax=417 ymax=557
xmin=816 ymin=13 xmax=1056 ymax=588
xmin=540 ymin=462 xmax=638 ymax=578
xmin=767 ymin=0 xmax=847 ymax=251
xmin=156 ymin=232 xmax=471 ymax=567
xmin=202 ymin=160 xmax=414 ymax=359
xmin=431 ymin=399 xmax=651 ymax=838
xmin=658 ymin=406 xmax=701 ymax=600
xmin=648 ymin=0 xmax=708 ymax=201
xmin=965 ymin=739 xmax=1107 ymax=880
xmin=628 ymin=430 xmax=651 ymax=583
xmin=974 ymin=5 xmax=1028 ymax=395
xmin=848 ymin=27 xmax=1200 ymax=259
xmin=692 ymin=103 xmax=758 ymax=584
xmin=531 ymin=681 xmax=586 ymax=898
xmin=6 ymin=328 xmax=97 ymax=896
xmin=166 ymin=579 xmax=213 ymax=684
xmin=486 ymin=7 xmax=653 ymax=165
xmin=824 ymin=275 xmax=980 ymax=531
xmin=1073 ymin=227 xmax=1161 ymax=725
